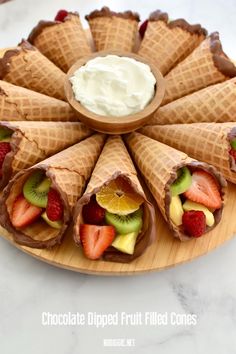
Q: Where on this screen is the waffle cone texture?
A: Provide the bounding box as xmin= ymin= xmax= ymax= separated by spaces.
xmin=0 ymin=80 xmax=75 ymax=121
xmin=138 ymin=10 xmax=207 ymax=76
xmin=162 ymin=32 xmax=236 ymax=105
xmin=140 ymin=123 xmax=236 ymax=184
xmin=86 ymin=7 xmax=139 ymax=52
xmin=0 ymin=40 xmax=66 ymax=100
xmin=73 ymin=135 xmax=156 ymax=263
xmin=28 ymin=13 xmax=91 ymax=73
xmin=125 ymin=132 xmax=226 ymax=241
xmin=0 ymin=134 xmax=106 ymax=248
xmin=0 ymin=121 xmax=93 ymax=190
xmin=150 ymin=78 xmax=236 ymax=125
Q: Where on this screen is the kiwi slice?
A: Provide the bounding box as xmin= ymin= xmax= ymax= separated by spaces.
xmin=105 ymin=207 xmax=143 ymax=234
xmin=23 ymin=171 xmax=51 ymax=208
xmin=41 ymin=212 xmax=62 ymax=229
xmin=231 ymin=138 xmax=236 ymax=150
xmin=170 ymin=167 xmax=192 ymax=196
xmin=0 ymin=127 xmax=12 ymax=141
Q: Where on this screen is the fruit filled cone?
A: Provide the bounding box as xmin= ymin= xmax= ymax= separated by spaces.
xmin=140 ymin=123 xmax=236 ymax=184
xmin=0 ymin=40 xmax=67 ymax=100
xmin=0 ymin=80 xmax=75 ymax=121
xmin=86 ymin=7 xmax=140 ymax=52
xmin=138 ymin=10 xmax=207 ymax=76
xmin=73 ymin=135 xmax=156 ymax=263
xmin=28 ymin=12 xmax=91 ymax=73
xmin=149 ymin=78 xmax=236 ymax=125
xmin=0 ymin=134 xmax=105 ymax=248
xmin=124 ymin=132 xmax=226 ymax=241
xmin=162 ymin=32 xmax=236 ymax=105
xmin=0 ymin=121 xmax=93 ymax=190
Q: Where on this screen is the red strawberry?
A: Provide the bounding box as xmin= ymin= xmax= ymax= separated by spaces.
xmin=80 ymin=225 xmax=115 ymax=260
xmin=82 ymin=197 xmax=105 ymax=225
xmin=184 ymin=170 xmax=222 ymax=209
xmin=54 ymin=9 xmax=68 ymax=22
xmin=46 ymin=188 xmax=63 ymax=221
xmin=182 ymin=210 xmax=206 ymax=238
xmin=229 ymin=148 xmax=236 ymax=160
xmin=139 ymin=19 xmax=148 ymax=39
xmin=11 ymin=195 xmax=42 ymax=228
xmin=0 ymin=142 xmax=11 ymax=169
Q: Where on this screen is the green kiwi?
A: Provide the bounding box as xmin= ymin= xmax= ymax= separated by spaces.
xmin=23 ymin=171 xmax=51 ymax=208
xmin=170 ymin=167 xmax=192 ymax=196
xmin=231 ymin=138 xmax=236 ymax=150
xmin=0 ymin=127 xmax=13 ymax=141
xmin=105 ymin=207 xmax=143 ymax=234
xmin=41 ymin=212 xmax=62 ymax=229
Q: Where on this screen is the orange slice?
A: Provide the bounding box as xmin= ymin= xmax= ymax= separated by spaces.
xmin=96 ymin=177 xmax=143 ymax=215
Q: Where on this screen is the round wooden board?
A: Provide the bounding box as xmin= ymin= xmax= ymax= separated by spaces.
xmin=1 ymin=183 xmax=235 ymax=276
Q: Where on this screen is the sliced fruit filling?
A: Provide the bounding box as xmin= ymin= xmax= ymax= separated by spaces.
xmin=11 ymin=170 xmax=64 ymax=230
xmin=229 ymin=137 xmax=236 ymax=163
xmin=80 ymin=177 xmax=144 ymax=260
xmin=169 ymin=167 xmax=222 ymax=238
xmin=0 ymin=127 xmax=13 ymax=177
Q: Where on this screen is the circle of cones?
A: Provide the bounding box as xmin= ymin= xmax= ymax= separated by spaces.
xmin=0 ymin=7 xmax=236 ymax=257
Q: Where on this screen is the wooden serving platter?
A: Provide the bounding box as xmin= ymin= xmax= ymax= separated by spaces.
xmin=1 ymin=183 xmax=235 ymax=276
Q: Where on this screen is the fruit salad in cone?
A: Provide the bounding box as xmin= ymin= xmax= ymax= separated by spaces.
xmin=28 ymin=10 xmax=91 ymax=72
xmin=125 ymin=133 xmax=226 ymax=241
xmin=0 ymin=134 xmax=105 ymax=248
xmin=0 ymin=121 xmax=92 ymax=191
xmin=140 ymin=123 xmax=236 ymax=184
xmin=73 ymin=136 xmax=155 ymax=263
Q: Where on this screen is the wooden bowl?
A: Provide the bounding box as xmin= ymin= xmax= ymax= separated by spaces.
xmin=64 ymin=51 xmax=165 ymax=134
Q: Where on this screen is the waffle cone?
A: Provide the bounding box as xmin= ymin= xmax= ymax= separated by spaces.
xmin=125 ymin=132 xmax=226 ymax=241
xmin=87 ymin=15 xmax=139 ymax=52
xmin=73 ymin=135 xmax=155 ymax=263
xmin=138 ymin=11 xmax=206 ymax=75
xmin=0 ymin=121 xmax=93 ymax=189
xmin=0 ymin=41 xmax=66 ymax=100
xmin=28 ymin=13 xmax=91 ymax=73
xmin=0 ymin=80 xmax=75 ymax=121
xmin=150 ymin=78 xmax=236 ymax=125
xmin=162 ymin=33 xmax=236 ymax=105
xmin=0 ymin=134 xmax=106 ymax=249
xmin=140 ymin=123 xmax=236 ymax=184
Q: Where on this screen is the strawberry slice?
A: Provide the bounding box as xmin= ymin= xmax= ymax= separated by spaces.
xmin=80 ymin=225 xmax=116 ymax=260
xmin=54 ymin=9 xmax=68 ymax=22
xmin=184 ymin=170 xmax=222 ymax=209
xmin=0 ymin=142 xmax=11 ymax=169
xmin=11 ymin=195 xmax=42 ymax=228
xmin=46 ymin=188 xmax=63 ymax=222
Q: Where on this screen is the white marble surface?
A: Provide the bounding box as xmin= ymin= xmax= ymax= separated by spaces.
xmin=0 ymin=1 xmax=236 ymax=353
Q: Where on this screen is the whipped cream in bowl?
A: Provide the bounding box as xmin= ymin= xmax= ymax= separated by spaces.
xmin=70 ymin=55 xmax=156 ymax=117
xmin=65 ymin=51 xmax=165 ymax=134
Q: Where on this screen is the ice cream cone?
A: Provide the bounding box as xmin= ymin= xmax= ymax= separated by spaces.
xmin=124 ymin=132 xmax=226 ymax=241
xmin=86 ymin=7 xmax=140 ymax=52
xmin=0 ymin=121 xmax=93 ymax=189
xmin=0 ymin=134 xmax=106 ymax=248
xmin=73 ymin=135 xmax=155 ymax=263
xmin=28 ymin=12 xmax=92 ymax=73
xmin=0 ymin=40 xmax=66 ymax=100
xmin=138 ymin=10 xmax=207 ymax=76
xmin=150 ymin=78 xmax=236 ymax=125
xmin=0 ymin=80 xmax=75 ymax=121
xmin=162 ymin=33 xmax=236 ymax=105
xmin=140 ymin=123 xmax=236 ymax=184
